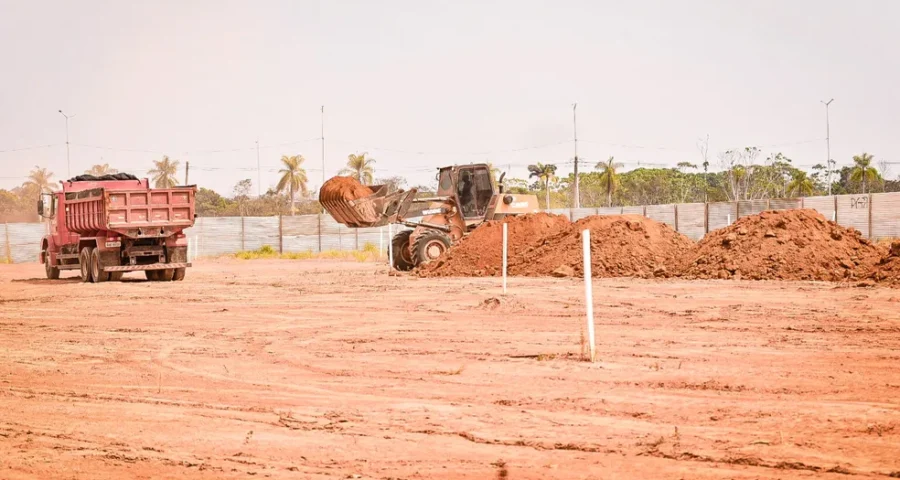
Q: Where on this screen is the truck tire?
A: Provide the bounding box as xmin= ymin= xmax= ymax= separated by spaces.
xmin=411 ymin=230 xmax=452 ymax=267
xmin=44 ymin=253 xmax=60 ymax=280
xmin=110 ymin=272 xmax=124 ymax=282
xmin=391 ymin=230 xmax=415 ymax=271
xmin=90 ymin=248 xmax=109 ymax=283
xmin=145 ymin=270 xmax=160 ymax=281
xmin=79 ymin=247 xmax=93 ymax=283
xmin=159 ymin=269 xmax=175 ymax=281
xmin=172 ymin=268 xmax=186 ymax=281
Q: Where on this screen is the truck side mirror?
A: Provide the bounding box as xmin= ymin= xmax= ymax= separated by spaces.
xmin=37 ymin=199 xmax=44 ymax=216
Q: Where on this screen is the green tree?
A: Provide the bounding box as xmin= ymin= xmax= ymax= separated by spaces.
xmin=527 ymin=163 xmax=557 ymax=209
xmin=148 ymin=156 xmax=180 ymax=188
xmin=787 ymin=171 xmax=815 ymax=197
xmin=850 ymin=152 xmax=878 ymax=194
xmin=277 ymin=154 xmax=309 ymax=215
xmin=341 ymin=152 xmax=375 ymax=185
xmin=596 ymin=156 xmax=622 ymax=207
xmin=85 ymin=163 xmax=118 ymax=176
xmin=26 ymin=166 xmax=55 ymax=192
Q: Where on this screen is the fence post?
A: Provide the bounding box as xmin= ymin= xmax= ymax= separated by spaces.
xmin=766 ymin=198 xmax=770 ymax=210
xmin=704 ymin=202 xmax=709 ymax=234
xmin=834 ymin=196 xmax=839 ymax=224
xmin=642 ymin=205 xmax=647 ymax=218
xmin=278 ymin=215 xmax=284 ymax=254
xmin=673 ymin=204 xmax=679 ymax=232
xmin=317 ymin=214 xmax=323 ymax=253
xmin=240 ymin=215 xmax=245 ymax=251
xmin=4 ymin=222 xmax=11 ymax=264
xmin=868 ymin=194 xmax=873 ymax=239
xmin=355 ymin=229 xmax=359 ymax=250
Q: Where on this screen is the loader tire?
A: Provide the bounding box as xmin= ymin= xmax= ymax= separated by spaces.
xmin=411 ymin=230 xmax=451 ymax=267
xmin=44 ymin=253 xmax=60 ymax=280
xmin=91 ymin=248 xmax=109 ymax=283
xmin=79 ymin=247 xmax=93 ymax=283
xmin=391 ymin=230 xmax=415 ymax=271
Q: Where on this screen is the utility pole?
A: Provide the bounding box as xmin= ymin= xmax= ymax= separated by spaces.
xmin=821 ymin=99 xmax=834 ymax=195
xmin=58 ymin=110 xmax=76 ymax=178
xmin=572 ymin=103 xmax=579 ymax=209
xmin=321 ymin=105 xmax=326 ymax=213
xmin=184 ymin=161 xmax=189 ymax=185
xmin=256 ymin=138 xmax=261 ymax=197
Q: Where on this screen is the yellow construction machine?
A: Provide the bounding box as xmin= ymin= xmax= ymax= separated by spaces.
xmin=320 ymin=163 xmax=539 ymax=270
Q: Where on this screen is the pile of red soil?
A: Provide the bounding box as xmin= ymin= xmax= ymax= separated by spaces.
xmin=509 ymin=215 xmax=693 ymax=278
xmin=419 ymin=213 xmax=570 ymax=277
xmin=869 ymin=241 xmax=900 ymax=286
xmin=678 ymin=209 xmax=882 ymax=281
xmin=419 ymin=213 xmax=693 ymax=279
xmin=319 ymin=176 xmax=374 ymax=203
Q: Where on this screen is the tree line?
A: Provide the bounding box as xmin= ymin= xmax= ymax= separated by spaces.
xmin=2 ymin=148 xmax=897 ymax=222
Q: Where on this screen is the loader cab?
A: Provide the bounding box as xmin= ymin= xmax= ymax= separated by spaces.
xmin=437 ymin=164 xmax=495 ymax=220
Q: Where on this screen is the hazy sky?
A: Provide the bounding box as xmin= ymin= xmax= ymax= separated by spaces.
xmin=2 ymin=0 xmax=898 ymax=194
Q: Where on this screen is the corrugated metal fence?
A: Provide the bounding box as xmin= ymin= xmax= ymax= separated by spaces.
xmin=4 ymin=192 xmax=900 ymax=263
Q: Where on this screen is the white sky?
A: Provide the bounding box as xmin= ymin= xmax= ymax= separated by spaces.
xmin=1 ymin=0 xmax=899 ymax=194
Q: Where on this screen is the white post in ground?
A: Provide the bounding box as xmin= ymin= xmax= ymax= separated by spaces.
xmin=379 ymin=227 xmax=384 ymax=259
xmin=727 ymin=214 xmax=732 ymax=226
xmin=502 ymin=223 xmax=508 ymax=294
xmin=387 ymin=224 xmax=394 ymax=269
xmin=582 ymin=229 xmax=596 ymax=362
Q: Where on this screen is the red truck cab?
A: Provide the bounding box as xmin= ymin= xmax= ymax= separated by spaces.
xmin=39 ymin=175 xmax=197 ymax=282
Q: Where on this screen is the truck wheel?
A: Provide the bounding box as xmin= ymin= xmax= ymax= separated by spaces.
xmin=145 ymin=270 xmax=160 ymax=281
xmin=172 ymin=268 xmax=186 ymax=281
xmin=79 ymin=247 xmax=93 ymax=283
xmin=110 ymin=272 xmax=124 ymax=282
xmin=90 ymin=249 xmax=109 ymax=283
xmin=391 ymin=230 xmax=415 ymax=271
xmin=159 ymin=269 xmax=175 ymax=281
xmin=44 ymin=253 xmax=60 ymax=280
xmin=411 ymin=230 xmax=452 ymax=267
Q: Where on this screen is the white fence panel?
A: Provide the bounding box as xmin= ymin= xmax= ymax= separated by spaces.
xmin=836 ymin=194 xmax=870 ymax=238
xmin=243 ymin=217 xmax=280 ymax=251
xmin=872 ymin=193 xmax=900 ymax=240
xmin=803 ymin=196 xmax=836 ymax=221
xmin=677 ymin=203 xmax=706 ymax=241
xmin=646 ymin=204 xmax=676 ymax=229
xmin=708 ymin=202 xmax=736 ymax=232
xmin=7 ymin=223 xmax=46 ymax=263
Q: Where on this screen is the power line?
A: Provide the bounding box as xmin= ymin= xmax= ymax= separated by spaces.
xmin=0 ymin=143 xmax=62 ymax=154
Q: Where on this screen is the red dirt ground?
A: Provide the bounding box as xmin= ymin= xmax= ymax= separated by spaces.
xmin=869 ymin=241 xmax=900 ymax=286
xmin=2 ymin=259 xmax=899 ymax=479
xmin=679 ymin=209 xmax=884 ymax=282
xmin=319 ymin=176 xmax=374 ymax=202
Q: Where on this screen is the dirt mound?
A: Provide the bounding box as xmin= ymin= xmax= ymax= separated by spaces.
xmin=419 ymin=213 xmax=571 ymax=277
xmin=509 ymin=215 xmax=693 ymax=278
xmin=679 ymin=209 xmax=882 ymax=281
xmin=869 ymin=241 xmax=900 ymax=286
xmin=319 ymin=176 xmax=374 ymax=203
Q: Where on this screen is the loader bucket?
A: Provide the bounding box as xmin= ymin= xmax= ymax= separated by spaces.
xmin=320 ymin=184 xmax=416 ymax=228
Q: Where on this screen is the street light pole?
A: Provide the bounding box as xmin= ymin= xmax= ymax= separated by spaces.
xmin=58 ymin=110 xmax=76 ymax=178
xmin=572 ymin=103 xmax=579 ymax=209
xmin=821 ymin=99 xmax=834 ymax=195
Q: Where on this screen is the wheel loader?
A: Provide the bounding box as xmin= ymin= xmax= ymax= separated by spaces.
xmin=319 ymin=163 xmax=540 ymax=270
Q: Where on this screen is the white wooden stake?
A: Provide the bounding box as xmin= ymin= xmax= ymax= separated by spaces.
xmin=583 ymin=229 xmax=595 ymax=362
xmin=502 ymin=223 xmax=508 ymax=294
xmin=832 ymin=211 xmax=836 ymax=222
xmin=387 ymin=224 xmax=393 ymax=269
xmin=379 ymin=226 xmax=384 ymax=258
xmin=727 ymin=214 xmax=732 ymax=226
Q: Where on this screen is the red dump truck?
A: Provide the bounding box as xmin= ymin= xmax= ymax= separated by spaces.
xmin=38 ymin=174 xmax=197 ymax=282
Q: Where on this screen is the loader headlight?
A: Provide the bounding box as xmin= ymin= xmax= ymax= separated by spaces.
xmin=503 ymin=195 xmax=514 ymax=205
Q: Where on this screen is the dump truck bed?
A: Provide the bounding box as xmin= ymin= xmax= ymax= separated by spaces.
xmin=64 ymin=186 xmax=196 ymax=238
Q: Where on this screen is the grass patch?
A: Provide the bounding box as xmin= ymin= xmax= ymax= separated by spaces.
xmin=233 ymin=245 xmax=383 ymax=263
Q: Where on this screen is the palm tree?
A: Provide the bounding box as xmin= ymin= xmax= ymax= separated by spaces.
xmin=527 ymin=163 xmax=557 ymax=209
xmin=276 ymin=154 xmax=308 ymax=215
xmin=26 ymin=166 xmax=55 ymax=192
xmin=850 ymin=152 xmax=879 ymax=194
xmin=340 ymin=152 xmax=375 ymax=185
xmin=787 ymin=171 xmax=815 ymax=197
xmin=596 ymin=156 xmax=623 ymax=207
xmin=148 ymin=156 xmax=180 ymax=188
xmin=86 ymin=163 xmax=117 ymax=176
